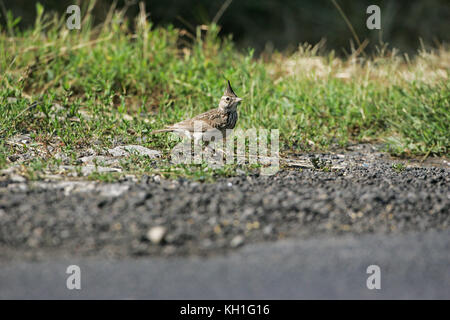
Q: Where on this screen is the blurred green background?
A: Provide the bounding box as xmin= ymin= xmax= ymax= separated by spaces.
xmin=2 ymin=0 xmax=449 ymax=54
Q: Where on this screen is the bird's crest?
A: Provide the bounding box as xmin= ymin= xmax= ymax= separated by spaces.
xmin=224 ymin=80 xmax=237 ymax=97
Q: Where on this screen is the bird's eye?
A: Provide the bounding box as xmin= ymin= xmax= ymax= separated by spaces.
xmin=225 ymin=97 xmax=230 ymax=101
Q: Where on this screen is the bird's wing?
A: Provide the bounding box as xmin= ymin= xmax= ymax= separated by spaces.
xmin=169 ymin=109 xmax=225 ymax=132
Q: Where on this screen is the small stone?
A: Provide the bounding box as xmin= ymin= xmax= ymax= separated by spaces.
xmin=1 ymin=166 xmax=18 ymax=175
xmin=108 ymin=145 xmax=161 ymax=158
xmin=27 ymin=238 xmax=39 ymax=247
xmin=98 ymin=184 xmax=130 ymax=197
xmin=163 ymin=245 xmax=176 ymax=255
xmin=80 ymin=165 xmax=121 ymax=176
xmin=230 ymin=235 xmax=244 ymax=248
xmin=146 ymin=226 xmax=167 ymax=244
xmin=263 ymin=225 xmax=273 ymax=235
xmin=8 ymin=183 xmax=28 ymax=192
xmin=213 ymin=225 xmax=222 ymax=234
xmin=242 ymin=207 xmax=255 ymax=218
xmin=124 ymin=174 xmax=138 ymax=182
xmin=54 ymin=152 xmax=70 ymax=163
xmin=10 ymin=174 xmax=26 ymax=183
xmin=79 ymin=155 xmax=108 ymax=164
xmin=61 ymin=230 xmax=70 ymax=238
xmin=201 ymin=239 xmax=213 ymax=248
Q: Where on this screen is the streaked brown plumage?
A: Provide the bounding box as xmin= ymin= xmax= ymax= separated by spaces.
xmin=151 ymin=80 xmax=242 ymax=142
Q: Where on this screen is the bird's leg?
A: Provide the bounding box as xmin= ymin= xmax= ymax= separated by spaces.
xmin=215 ymin=139 xmax=226 ymax=158
xmin=204 ymin=141 xmax=220 ymax=159
xmin=212 ymin=136 xmax=228 ymax=159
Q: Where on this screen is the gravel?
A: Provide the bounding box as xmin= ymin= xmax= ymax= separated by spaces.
xmin=0 ymin=151 xmax=448 ymax=262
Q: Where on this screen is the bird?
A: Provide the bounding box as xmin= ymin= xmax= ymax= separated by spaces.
xmin=150 ymin=80 xmax=242 ymax=146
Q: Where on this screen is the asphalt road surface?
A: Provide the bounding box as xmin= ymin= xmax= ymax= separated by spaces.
xmin=1 ymin=231 xmax=449 ymax=299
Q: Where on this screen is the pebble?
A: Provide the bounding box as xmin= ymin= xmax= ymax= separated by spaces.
xmin=10 ymin=174 xmax=26 ymax=183
xmin=230 ymin=235 xmax=244 ymax=248
xmin=146 ymin=226 xmax=167 ymax=244
xmin=108 ymin=145 xmax=161 ymax=158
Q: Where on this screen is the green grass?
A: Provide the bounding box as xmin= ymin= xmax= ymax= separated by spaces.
xmin=0 ymin=4 xmax=448 ymax=180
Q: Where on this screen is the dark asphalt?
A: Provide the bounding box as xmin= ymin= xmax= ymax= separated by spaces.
xmin=1 ymin=230 xmax=449 ymax=299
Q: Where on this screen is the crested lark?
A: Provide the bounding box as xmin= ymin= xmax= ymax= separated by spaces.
xmin=151 ymin=80 xmax=242 ymax=144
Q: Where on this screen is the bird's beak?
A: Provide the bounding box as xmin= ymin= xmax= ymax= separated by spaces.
xmin=235 ymin=98 xmax=243 ymax=102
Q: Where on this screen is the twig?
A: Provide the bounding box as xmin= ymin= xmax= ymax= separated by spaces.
xmin=330 ymin=0 xmax=362 ymax=48
xmin=420 ymin=149 xmax=431 ymax=163
xmin=212 ymin=0 xmax=233 ymax=25
xmin=349 ymin=38 xmax=369 ymax=60
xmin=176 ymin=15 xmax=196 ymax=33
xmin=14 ymin=101 xmax=40 ymax=120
